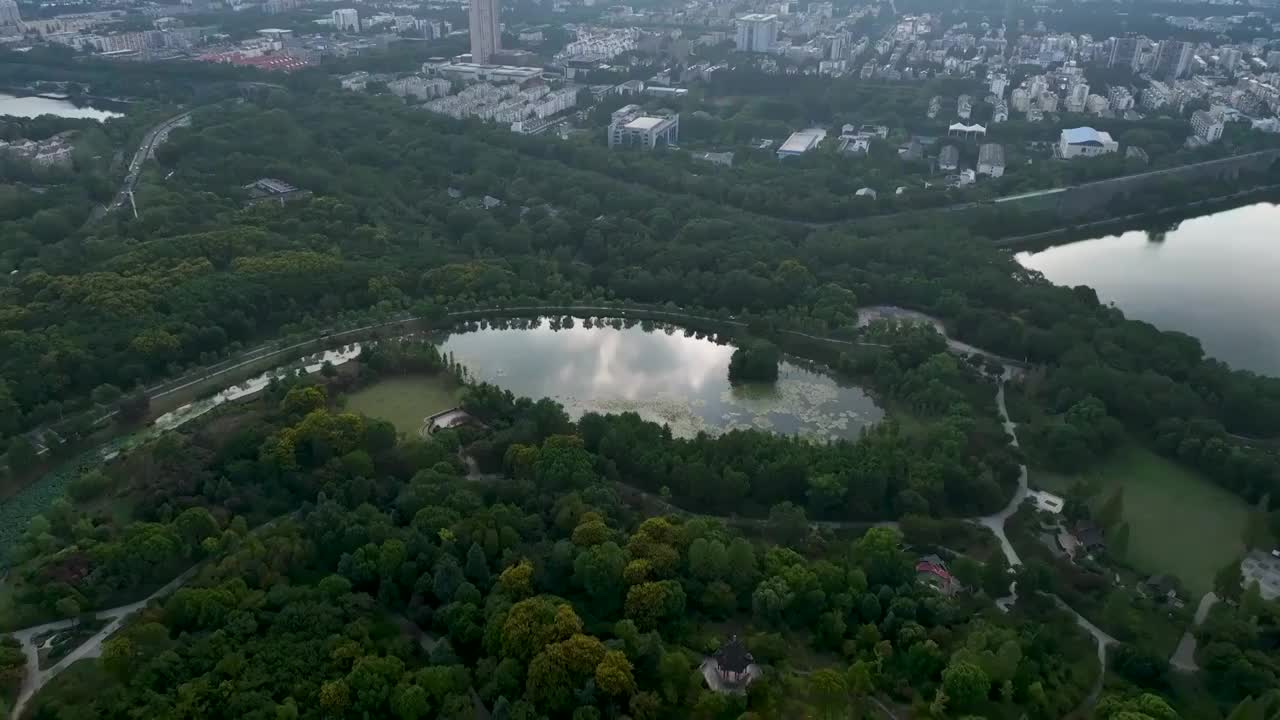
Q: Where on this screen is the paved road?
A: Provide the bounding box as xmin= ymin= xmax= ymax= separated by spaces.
xmin=95 ymin=111 xmax=190 ymax=221
xmin=9 ymin=565 xmax=199 ymax=719
xmin=1171 ymin=591 xmax=1218 ymax=672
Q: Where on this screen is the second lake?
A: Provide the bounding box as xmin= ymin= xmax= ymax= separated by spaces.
xmin=1016 ymin=202 xmax=1280 ymax=377
xmin=437 ymin=317 xmax=884 ymax=441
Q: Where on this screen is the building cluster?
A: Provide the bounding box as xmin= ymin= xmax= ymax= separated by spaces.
xmin=555 ymin=26 xmax=639 ymax=62
xmin=692 ymin=1 xmax=883 ymax=74
xmin=424 ymin=82 xmax=578 ymax=126
xmin=343 ymin=60 xmax=578 ymax=135
xmin=1 ymin=0 xmax=456 ymax=62
xmin=338 ymin=71 xmax=453 ymax=101
xmin=0 ymin=132 xmax=76 ymax=168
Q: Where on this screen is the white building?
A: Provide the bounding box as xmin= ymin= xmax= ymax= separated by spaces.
xmin=1107 ymin=86 xmax=1134 ymax=111
xmin=331 ymin=8 xmax=359 ymax=32
xmin=608 ymin=104 xmax=678 ymax=149
xmin=1191 ymin=109 xmax=1225 ymax=142
xmin=977 ymin=143 xmax=1005 ymax=177
xmin=1059 ymin=127 xmax=1119 ymax=159
xmin=957 ymin=94 xmax=972 ymax=120
xmin=735 ymin=14 xmax=777 ymax=53
xmin=776 ymin=127 xmax=827 ymax=158
xmin=425 ymin=62 xmax=540 ymax=84
xmin=1010 ymin=87 xmax=1030 ymax=113
xmin=468 ymin=0 xmax=501 ymax=65
xmin=947 ymin=122 xmax=986 ymax=139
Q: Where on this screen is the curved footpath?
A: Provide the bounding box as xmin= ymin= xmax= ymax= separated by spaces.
xmin=0 ymin=307 xmax=1089 ymax=720
xmin=1171 ymin=592 xmax=1218 ymax=672
xmin=9 ymin=566 xmax=198 ymax=719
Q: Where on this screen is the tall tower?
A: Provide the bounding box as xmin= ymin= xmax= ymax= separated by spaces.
xmin=0 ymin=0 xmax=23 ymax=32
xmin=469 ymin=0 xmax=500 ymax=65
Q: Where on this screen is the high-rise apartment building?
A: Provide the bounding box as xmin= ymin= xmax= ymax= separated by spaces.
xmin=331 ymin=8 xmax=360 ymax=32
xmin=1154 ymin=40 xmax=1193 ymax=81
xmin=1108 ymin=36 xmax=1139 ymax=70
xmin=735 ymin=14 xmax=777 ymax=53
xmin=0 ymin=0 xmax=22 ymax=30
xmin=469 ymin=0 xmax=500 ymax=65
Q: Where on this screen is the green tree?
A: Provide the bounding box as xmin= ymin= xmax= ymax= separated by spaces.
xmin=595 ymin=650 xmax=636 ymax=697
xmin=808 ymin=668 xmax=848 ymax=720
xmin=1215 ymin=557 xmax=1245 ymax=602
xmin=942 ymin=661 xmax=990 ymax=712
xmin=465 ymin=542 xmax=490 ymax=586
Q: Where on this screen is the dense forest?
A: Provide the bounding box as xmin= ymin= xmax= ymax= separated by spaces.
xmin=2 ymin=52 xmax=1280 ymax=719
xmin=9 ymin=370 xmax=1107 ymax=720
xmin=0 ymin=78 xmax=1278 ymax=531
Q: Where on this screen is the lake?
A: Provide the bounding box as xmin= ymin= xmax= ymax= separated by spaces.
xmin=0 ymin=93 xmax=123 ymax=121
xmin=1016 ymin=202 xmax=1280 ymax=377
xmin=438 ymin=317 xmax=884 ymax=441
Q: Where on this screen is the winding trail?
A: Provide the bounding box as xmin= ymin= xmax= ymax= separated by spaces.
xmin=975 ymin=375 xmax=1030 ymax=567
xmin=982 ymin=367 xmax=1116 ymax=708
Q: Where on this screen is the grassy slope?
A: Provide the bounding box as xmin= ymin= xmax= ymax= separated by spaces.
xmin=1031 ymin=444 xmax=1249 ymax=597
xmin=344 ymin=374 xmax=463 ymax=437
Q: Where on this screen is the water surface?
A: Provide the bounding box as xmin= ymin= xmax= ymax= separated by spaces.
xmin=438 ymin=317 xmax=883 ymax=440
xmin=1016 ymin=202 xmax=1280 ymax=376
xmin=0 ymin=93 xmax=123 ymax=120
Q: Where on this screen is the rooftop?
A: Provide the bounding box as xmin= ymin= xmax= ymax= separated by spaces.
xmin=738 ymin=13 xmax=778 ymax=21
xmin=778 ymin=127 xmax=826 ymax=155
xmin=1061 ymin=126 xmax=1114 ymax=146
xmin=624 ymin=116 xmax=666 ymax=131
xmin=714 ymin=636 xmax=754 ymax=673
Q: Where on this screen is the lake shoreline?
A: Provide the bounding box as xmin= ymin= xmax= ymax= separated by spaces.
xmin=995 ymin=185 xmax=1280 ymax=251
xmin=1016 ymin=200 xmax=1280 ymax=378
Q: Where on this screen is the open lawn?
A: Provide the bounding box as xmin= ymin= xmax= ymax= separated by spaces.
xmin=345 ymin=374 xmax=463 ymax=437
xmin=1031 ymin=445 xmax=1250 ymax=597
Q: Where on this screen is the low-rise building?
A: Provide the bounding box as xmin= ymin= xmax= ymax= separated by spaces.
xmin=977 ymin=143 xmax=1005 ymax=177
xmin=947 ymin=122 xmax=986 ymax=139
xmin=1059 ymin=126 xmax=1118 ymax=159
xmin=1242 ymin=550 xmax=1280 ymax=600
xmin=608 ymin=104 xmax=679 ymax=149
xmin=244 ymin=177 xmax=312 ymax=205
xmin=938 ymin=144 xmax=959 ymax=171
xmin=777 ymin=127 xmax=827 ymax=158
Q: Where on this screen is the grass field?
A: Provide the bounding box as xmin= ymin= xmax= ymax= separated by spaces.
xmin=1031 ymin=445 xmax=1251 ymax=597
xmin=345 ymin=375 xmax=463 ymax=437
